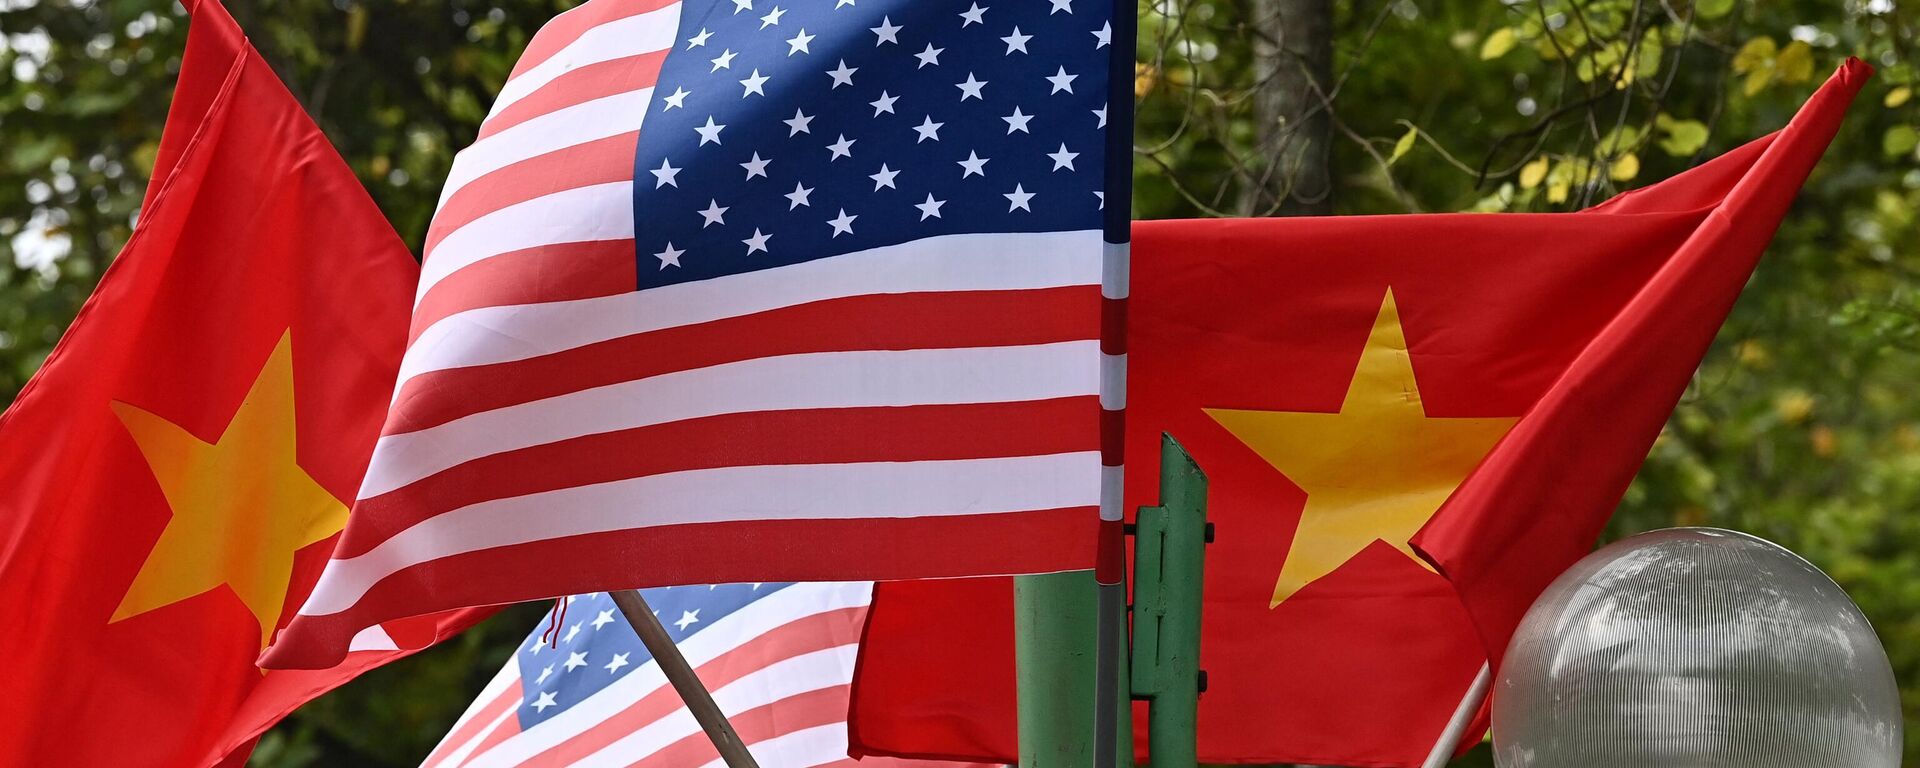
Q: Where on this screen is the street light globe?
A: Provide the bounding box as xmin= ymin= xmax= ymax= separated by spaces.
xmin=1492 ymin=527 xmax=1900 ymax=768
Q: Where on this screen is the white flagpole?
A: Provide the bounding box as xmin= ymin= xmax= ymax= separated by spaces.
xmin=1421 ymin=662 xmax=1492 ymax=768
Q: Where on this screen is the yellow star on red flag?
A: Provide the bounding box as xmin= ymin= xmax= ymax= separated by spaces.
xmin=1206 ymin=290 xmax=1517 ymax=607
xmin=109 ymin=332 xmax=348 ymax=649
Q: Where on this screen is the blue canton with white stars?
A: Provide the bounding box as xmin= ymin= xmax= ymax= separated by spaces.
xmin=514 ymin=584 xmax=794 ymax=727
xmin=633 ymin=0 xmax=1114 ymax=288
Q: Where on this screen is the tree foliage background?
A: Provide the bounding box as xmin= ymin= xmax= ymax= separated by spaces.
xmin=2 ymin=0 xmax=1916 ymax=765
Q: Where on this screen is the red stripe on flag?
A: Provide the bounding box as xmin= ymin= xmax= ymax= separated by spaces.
xmin=388 ymin=286 xmax=1103 ymax=433
xmin=342 ymin=398 xmax=1100 ymax=558
xmin=424 ymin=132 xmax=639 ymax=258
xmin=409 ymin=239 xmax=637 ymax=344
xmin=507 ymin=0 xmax=680 ymax=81
xmin=266 ymin=510 xmax=1097 ymax=670
xmin=480 ymin=53 xmax=667 ymax=141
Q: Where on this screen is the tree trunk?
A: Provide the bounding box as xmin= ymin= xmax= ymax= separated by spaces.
xmin=1240 ymin=0 xmax=1333 ymax=216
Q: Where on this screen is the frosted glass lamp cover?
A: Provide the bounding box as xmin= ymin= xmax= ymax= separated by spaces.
xmin=1493 ymin=527 xmax=1901 ymax=768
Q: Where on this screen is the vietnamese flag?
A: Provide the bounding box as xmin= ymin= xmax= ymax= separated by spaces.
xmin=0 ymin=2 xmax=486 ymax=764
xmin=850 ymin=61 xmax=1867 ymax=767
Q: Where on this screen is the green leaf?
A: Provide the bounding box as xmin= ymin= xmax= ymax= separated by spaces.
xmin=1480 ymin=27 xmax=1516 ymax=61
xmin=1778 ymin=40 xmax=1816 ymax=85
xmin=1695 ymin=0 xmax=1735 ymax=18
xmin=1883 ymin=126 xmax=1918 ymax=158
xmin=1657 ymin=116 xmax=1711 ymax=156
xmin=1389 ymin=126 xmax=1417 ymax=164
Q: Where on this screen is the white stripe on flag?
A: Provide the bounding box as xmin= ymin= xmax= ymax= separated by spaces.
xmin=307 ymin=455 xmax=1096 ymax=616
xmin=403 ymin=229 xmax=1104 ymax=384
xmin=366 ymin=341 xmax=1103 ymax=496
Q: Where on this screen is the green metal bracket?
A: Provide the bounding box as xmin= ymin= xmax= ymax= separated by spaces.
xmin=1129 ymin=434 xmax=1209 ymax=768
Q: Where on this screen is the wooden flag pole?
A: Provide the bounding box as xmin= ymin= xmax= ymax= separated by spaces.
xmin=609 ymin=589 xmax=761 ymax=768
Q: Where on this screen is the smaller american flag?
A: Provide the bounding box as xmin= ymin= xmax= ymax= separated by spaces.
xmin=422 ymin=583 xmax=992 ymax=768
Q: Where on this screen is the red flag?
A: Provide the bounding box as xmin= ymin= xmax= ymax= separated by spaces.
xmin=850 ymin=60 xmax=1867 ymax=767
xmin=0 ymin=3 xmax=486 ymax=763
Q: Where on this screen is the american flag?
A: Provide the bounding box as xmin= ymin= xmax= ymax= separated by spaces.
xmin=263 ymin=0 xmax=1127 ymax=669
xmin=421 ymin=583 xmax=994 ymax=768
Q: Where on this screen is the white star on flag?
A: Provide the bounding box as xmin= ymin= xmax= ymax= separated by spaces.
xmin=784 ymin=108 xmax=813 ymax=135
xmin=785 ymin=182 xmax=814 ymax=209
xmin=958 ymin=150 xmax=989 ymax=177
xmin=1005 ymin=184 xmax=1035 ymax=211
xmin=914 ymin=116 xmax=944 ymax=142
xmin=827 ymin=208 xmax=857 ymax=236
xmin=1047 ymin=67 xmax=1077 ymax=93
xmin=1004 ymin=106 xmax=1033 ymax=133
xmin=650 ymin=158 xmax=680 ymax=188
xmin=957 ymin=73 xmax=986 ymax=100
xmin=827 ymin=134 xmax=856 ymax=160
xmin=740 ymin=152 xmax=770 ymax=179
xmin=1002 ymin=27 xmax=1032 ymax=54
xmin=828 ymin=59 xmax=857 ymax=88
xmin=1049 ymin=143 xmax=1079 ymax=170
xmin=654 ymin=242 xmax=684 ymax=269
xmin=694 ymin=116 xmax=725 ymax=145
xmin=870 ymin=16 xmax=901 ymax=45
xmin=739 ymin=69 xmax=769 ymax=97
xmin=915 ymin=43 xmax=943 ymax=68
xmin=742 ymin=228 xmax=771 ymax=255
xmin=915 ymin=193 xmax=946 ymax=220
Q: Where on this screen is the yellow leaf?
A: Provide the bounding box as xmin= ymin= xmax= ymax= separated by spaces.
xmin=1481 ymin=27 xmax=1516 ymax=61
xmin=1134 ymin=62 xmax=1158 ymax=97
xmin=1732 ymin=36 xmax=1777 ymax=74
xmin=1610 ymin=153 xmax=1641 ymax=182
xmin=1887 ymin=87 xmax=1912 ymax=108
xmin=1389 ymin=126 xmax=1417 ymax=164
xmin=1777 ymin=41 xmax=1815 ymax=84
xmin=1775 ymin=390 xmax=1816 ymax=424
xmin=1546 ymin=177 xmax=1570 ymax=204
xmin=1519 ymin=157 xmax=1550 ymax=189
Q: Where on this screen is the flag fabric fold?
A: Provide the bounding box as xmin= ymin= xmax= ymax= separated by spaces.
xmin=0 ymin=2 xmax=488 ymax=764
xmin=266 ymin=0 xmax=1128 ymax=670
xmin=1410 ymin=57 xmax=1873 ymax=670
xmin=850 ymin=60 xmax=1866 ymax=767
